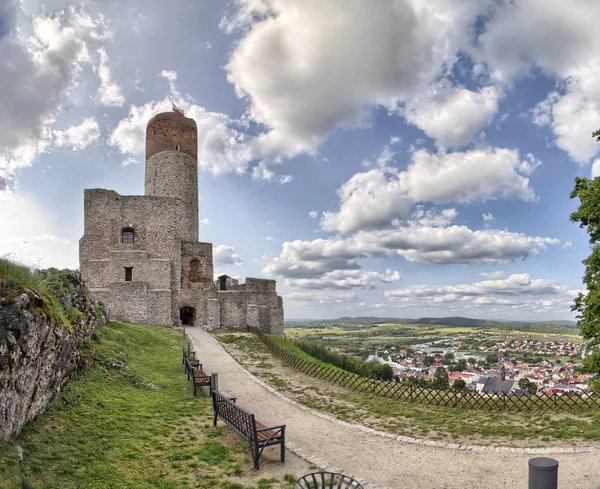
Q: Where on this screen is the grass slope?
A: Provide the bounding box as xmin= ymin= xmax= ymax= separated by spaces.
xmin=0 ymin=323 xmax=296 ymax=489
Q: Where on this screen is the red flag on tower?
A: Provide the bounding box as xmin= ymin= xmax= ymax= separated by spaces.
xmin=172 ymin=103 xmax=184 ymax=116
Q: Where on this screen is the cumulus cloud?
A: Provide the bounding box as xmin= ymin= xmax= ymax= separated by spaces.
xmin=53 ymin=118 xmax=100 ymax=150
xmin=286 ymin=269 xmax=401 ymax=290
xmin=214 ymin=244 xmax=243 ymax=266
xmin=308 ymin=211 xmax=318 ymax=219
xmin=224 ymin=0 xmax=489 ymax=158
xmin=403 ymin=83 xmax=501 ymax=149
xmin=321 ymin=145 xmax=538 ymax=235
xmin=405 ymin=148 xmax=537 ymax=204
xmin=476 ymin=0 xmax=600 ymax=164
xmin=199 ymin=218 xmax=212 ymax=227
xmin=385 ymin=274 xmax=572 ymax=314
xmin=0 ymin=7 xmax=111 ymax=186
xmin=265 ymin=226 xmax=560 ymax=281
xmin=96 ymin=47 xmax=125 ymax=106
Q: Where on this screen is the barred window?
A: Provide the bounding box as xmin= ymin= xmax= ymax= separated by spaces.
xmin=121 ymin=227 xmax=135 ymax=244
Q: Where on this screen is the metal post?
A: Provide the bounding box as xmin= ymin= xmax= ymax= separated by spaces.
xmin=187 ymin=342 xmax=191 ymax=356
xmin=529 ymin=457 xmax=558 ymax=489
xmin=210 ymin=373 xmax=218 ymax=397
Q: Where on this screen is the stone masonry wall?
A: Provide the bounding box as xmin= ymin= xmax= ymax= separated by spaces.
xmin=80 ymin=190 xmax=187 ymax=269
xmin=245 ymin=278 xmax=277 ymax=293
xmin=144 ymin=152 xmax=198 ymax=242
xmin=181 ymin=242 xmax=213 ymax=291
xmin=146 ymin=112 xmax=198 ymax=160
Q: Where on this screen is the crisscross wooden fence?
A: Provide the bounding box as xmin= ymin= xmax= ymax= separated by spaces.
xmin=250 ymin=329 xmax=600 ymax=412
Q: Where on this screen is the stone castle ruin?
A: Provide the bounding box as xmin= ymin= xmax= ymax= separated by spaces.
xmin=79 ymin=111 xmax=284 ymax=334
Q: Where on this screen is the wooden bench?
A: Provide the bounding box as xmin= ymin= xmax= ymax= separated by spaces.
xmin=186 ymin=361 xmax=213 ymax=397
xmin=212 ymin=390 xmax=285 ymax=469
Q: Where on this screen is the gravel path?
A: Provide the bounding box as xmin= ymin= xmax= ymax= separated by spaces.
xmin=186 ymin=327 xmax=600 ymax=489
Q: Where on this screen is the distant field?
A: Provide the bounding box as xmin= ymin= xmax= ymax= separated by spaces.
xmin=284 ymin=320 xmax=583 ymax=364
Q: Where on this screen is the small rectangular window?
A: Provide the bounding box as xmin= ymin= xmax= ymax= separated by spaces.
xmin=125 ymin=267 xmax=133 ymax=282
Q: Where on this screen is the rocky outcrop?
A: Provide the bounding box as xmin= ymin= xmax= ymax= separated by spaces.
xmin=0 ymin=270 xmax=106 ymax=440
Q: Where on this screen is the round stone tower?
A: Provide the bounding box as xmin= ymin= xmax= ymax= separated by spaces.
xmin=145 ymin=112 xmax=198 ymax=241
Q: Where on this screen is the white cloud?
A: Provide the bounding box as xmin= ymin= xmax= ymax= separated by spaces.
xmin=479 ymin=271 xmax=505 ymax=279
xmin=96 ymin=47 xmax=125 ymax=107
xmin=122 ymin=157 xmax=138 ymax=167
xmin=264 ymin=236 xmax=275 ymax=241
xmin=477 ymin=1 xmax=600 ymax=164
xmin=308 ymin=211 xmax=318 ymax=219
xmin=592 ymin=159 xmax=600 ymax=178
xmin=224 ymin=0 xmax=488 ymax=158
xmin=265 ymin=226 xmax=560 ymax=280
xmin=53 ymin=118 xmax=100 ymax=150
xmin=286 ymin=269 xmax=401 ymax=290
xmin=0 ymin=193 xmax=78 ymax=269
xmin=287 ymin=291 xmax=359 ymax=305
xmin=482 ymin=213 xmax=495 ymax=227
xmin=251 ymin=161 xmax=292 ymax=183
xmin=405 ymin=148 xmax=537 ymax=204
xmin=214 ymin=244 xmax=243 ymax=266
xmin=199 ymin=218 xmax=212 ymax=227
xmin=385 ymin=274 xmax=572 ymax=313
xmin=0 ymin=8 xmax=111 ymax=185
xmin=321 ymin=145 xmax=538 ymax=235
xmin=403 ymin=83 xmax=501 ymax=149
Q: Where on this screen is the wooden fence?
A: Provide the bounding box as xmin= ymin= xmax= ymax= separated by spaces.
xmin=249 ymin=328 xmax=600 ymax=412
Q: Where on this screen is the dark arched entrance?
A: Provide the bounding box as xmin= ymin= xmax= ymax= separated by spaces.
xmin=180 ymin=307 xmax=195 ymax=326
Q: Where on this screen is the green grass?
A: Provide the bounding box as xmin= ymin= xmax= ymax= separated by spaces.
xmin=0 ymin=259 xmax=105 ymax=331
xmin=0 ymin=323 xmax=295 ymax=489
xmin=216 ymin=331 xmax=600 ymax=446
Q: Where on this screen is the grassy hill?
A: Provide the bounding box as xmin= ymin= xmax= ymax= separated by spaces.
xmin=0 ymin=322 xmax=298 ymax=489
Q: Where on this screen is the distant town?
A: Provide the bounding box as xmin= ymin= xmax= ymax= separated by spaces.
xmin=352 ymin=337 xmax=590 ymax=395
xmin=287 ymin=318 xmax=593 ymax=396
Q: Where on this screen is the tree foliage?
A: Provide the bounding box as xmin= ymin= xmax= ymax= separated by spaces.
xmin=294 ymin=340 xmax=393 ymax=380
xmin=570 ymin=174 xmax=600 ymax=380
xmin=518 ymin=378 xmax=538 ymax=395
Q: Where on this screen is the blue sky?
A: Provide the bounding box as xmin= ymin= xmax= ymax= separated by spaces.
xmin=1 ymin=0 xmax=599 ymax=320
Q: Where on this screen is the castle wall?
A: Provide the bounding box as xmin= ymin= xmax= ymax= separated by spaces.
xmin=181 ymin=242 xmax=213 ymax=291
xmin=207 ymin=299 xmax=220 ymax=330
xmin=245 ymin=278 xmax=277 ymax=293
xmin=80 ymin=189 xmax=187 ymax=264
xmin=218 ymin=291 xmax=247 ymax=329
xmin=79 ymin=112 xmax=284 ymax=335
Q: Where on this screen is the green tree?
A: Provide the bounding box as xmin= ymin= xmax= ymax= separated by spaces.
xmin=452 ymin=379 xmax=467 ymax=390
xmin=444 ymin=352 xmax=455 ymax=361
xmin=518 ymin=378 xmax=538 ymax=395
xmin=432 ymin=366 xmax=449 ymax=389
xmin=570 ymin=172 xmax=600 ymax=389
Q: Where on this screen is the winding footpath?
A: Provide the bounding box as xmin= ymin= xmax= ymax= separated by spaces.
xmin=186 ymin=328 xmax=600 ymax=489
